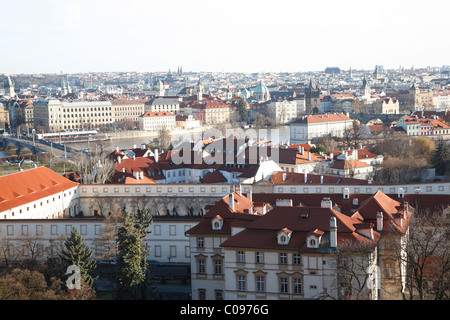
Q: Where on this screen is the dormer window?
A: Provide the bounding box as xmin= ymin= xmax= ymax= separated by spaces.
xmin=277 ymin=228 xmax=292 ymax=245
xmin=212 ymin=215 xmax=223 ymax=231
xmin=306 ymin=229 xmax=324 ymax=249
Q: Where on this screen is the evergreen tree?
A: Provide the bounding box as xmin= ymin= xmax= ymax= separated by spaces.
xmin=116 ymin=208 xmax=152 ymax=299
xmin=238 ymin=98 xmax=248 ymax=123
xmin=59 ymin=227 xmax=97 ymax=289
xmin=431 ymin=138 xmax=449 ymax=176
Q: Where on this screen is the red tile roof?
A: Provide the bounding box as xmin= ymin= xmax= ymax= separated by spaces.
xmin=0 ymin=167 xmax=79 ymax=213
xmin=292 ymin=113 xmax=352 ymax=124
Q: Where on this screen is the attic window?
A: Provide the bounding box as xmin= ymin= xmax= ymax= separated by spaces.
xmin=277 ymin=228 xmax=292 ymax=245
xmin=212 ymin=216 xmax=223 ymax=231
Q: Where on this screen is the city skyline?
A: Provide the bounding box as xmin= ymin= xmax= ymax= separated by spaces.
xmin=1 ymin=0 xmax=449 ymax=74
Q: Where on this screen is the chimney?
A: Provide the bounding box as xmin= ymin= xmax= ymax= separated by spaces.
xmin=377 ymin=212 xmax=383 ymax=232
xmin=321 ymin=197 xmax=333 ymax=208
xmin=330 ymin=217 xmax=337 ymax=248
xmin=154 ymin=149 xmax=159 ymax=163
xmin=117 ymin=156 xmax=122 ymax=164
xmin=276 ymin=199 xmax=293 ymax=207
xmin=140 ymin=171 xmax=143 ymax=180
xmin=304 ymin=172 xmax=308 ymax=183
xmin=320 ymin=175 xmax=323 ymax=184
xmin=133 ymin=144 xmax=137 ymax=149
xmin=398 ymin=188 xmax=404 ymax=199
xmin=283 ymin=172 xmax=287 ymax=181
xmin=229 ymin=193 xmax=235 ymax=211
xmin=343 ymin=188 xmax=350 ymax=200
xmin=249 ymin=206 xmax=253 ymax=214
xmin=236 ymin=184 xmax=241 ymax=196
xmin=247 ymin=191 xmax=252 ymax=201
xmin=308 ymin=152 xmax=311 ymax=161
xmin=141 ymin=144 xmax=146 ymax=150
xmin=116 ymin=146 xmax=119 ymax=152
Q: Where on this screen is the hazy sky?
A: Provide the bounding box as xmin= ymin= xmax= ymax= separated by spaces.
xmin=1 ymin=0 xmax=449 ymax=74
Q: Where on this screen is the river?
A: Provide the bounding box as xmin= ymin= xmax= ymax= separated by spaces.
xmin=68 ymin=126 xmax=291 ymax=152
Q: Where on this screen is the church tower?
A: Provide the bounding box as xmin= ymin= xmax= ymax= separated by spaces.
xmin=409 ymin=83 xmax=420 ymax=109
xmin=196 ymin=79 xmax=204 ymax=101
xmin=4 ymin=75 xmax=15 ymax=98
xmin=305 ymin=78 xmax=320 ymax=114
xmin=360 ymin=74 xmax=371 ymax=100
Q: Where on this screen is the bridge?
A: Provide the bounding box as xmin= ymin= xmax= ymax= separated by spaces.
xmin=349 ymin=113 xmax=407 ymax=125
xmin=1 ymin=135 xmax=77 ymax=158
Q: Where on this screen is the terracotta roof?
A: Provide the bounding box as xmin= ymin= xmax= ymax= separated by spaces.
xmin=0 ymin=167 xmax=79 ymax=213
xmin=202 ymin=170 xmax=227 ymax=183
xmin=292 ymin=113 xmax=352 ymax=124
xmin=330 ymin=149 xmax=378 ymax=160
xmin=220 ymin=205 xmax=379 ymax=251
xmin=270 ymin=171 xmax=376 ymax=185
xmin=141 ymin=111 xmax=175 ymax=117
xmin=185 ymin=192 xmax=260 ymax=236
xmin=329 ymin=160 xmax=371 ymax=169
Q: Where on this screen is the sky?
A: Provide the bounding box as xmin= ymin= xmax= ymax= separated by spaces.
xmin=1 ymin=0 xmax=449 ymax=74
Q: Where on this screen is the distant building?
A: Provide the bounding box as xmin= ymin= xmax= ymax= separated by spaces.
xmin=145 ymin=97 xmax=180 ymax=115
xmin=175 ymin=114 xmax=201 ymax=129
xmin=33 ymin=99 xmax=114 ymax=131
xmin=253 ymin=81 xmax=271 ymax=102
xmin=110 ymin=99 xmax=145 ymax=126
xmin=305 ymin=79 xmax=320 ymax=114
xmin=3 ymin=75 xmax=16 ymax=98
xmin=395 ymin=115 xmax=450 ymax=136
xmin=325 ymin=67 xmax=340 ymax=74
xmin=139 ymin=111 xmax=176 ymax=131
xmin=290 ymin=113 xmax=353 ymax=143
xmin=267 ymin=99 xmax=297 ymax=124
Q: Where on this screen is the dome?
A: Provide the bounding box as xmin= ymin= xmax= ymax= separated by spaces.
xmin=254 ymin=81 xmax=269 ymax=94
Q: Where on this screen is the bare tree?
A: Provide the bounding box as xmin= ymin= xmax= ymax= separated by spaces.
xmin=73 ymin=151 xmax=115 ymax=184
xmin=341 ymin=120 xmax=368 ymax=150
xmin=321 ymin=240 xmax=377 ymax=300
xmin=396 ymin=208 xmax=450 ymax=300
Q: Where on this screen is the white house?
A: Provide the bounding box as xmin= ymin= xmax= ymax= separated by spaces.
xmin=290 ymin=113 xmax=353 ymax=144
xmin=139 ymin=111 xmax=176 ymax=131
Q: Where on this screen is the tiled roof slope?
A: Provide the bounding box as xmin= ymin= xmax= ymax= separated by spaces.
xmin=0 ymin=167 xmax=79 ymax=212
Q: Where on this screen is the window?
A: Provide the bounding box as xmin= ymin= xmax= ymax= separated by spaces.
xmin=385 ymin=263 xmax=394 ymax=279
xmin=279 ymin=252 xmax=288 ymax=265
xmin=197 ymin=237 xmax=204 ymax=248
xmin=293 ymin=253 xmax=301 ymax=265
xmin=214 ymin=259 xmax=222 ymax=275
xmin=215 ymin=291 xmax=223 ymax=300
xmin=7 ymin=225 xmax=14 ymax=236
xmin=21 ymin=225 xmax=28 ymax=236
xmin=154 ymin=225 xmax=161 ymax=236
xmin=294 ymin=278 xmax=302 ymax=294
xmin=170 ymin=246 xmax=177 ymax=258
xmin=238 ymin=275 xmax=246 ymax=291
xmin=51 ymin=225 xmax=58 ymax=235
xmin=256 ymin=276 xmax=265 ymax=293
xmin=169 ymin=225 xmax=176 ymax=236
xmin=36 ymin=225 xmax=43 ymax=236
xmin=237 ymin=251 xmax=245 ymax=263
xmin=280 ymin=277 xmax=289 ymax=294
xmin=198 ymin=259 xmax=205 ymax=274
xmin=198 ymin=290 xmax=206 ymax=300
xmin=256 ymin=252 xmax=264 ymax=264
xmin=154 ymin=245 xmax=161 ymax=257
